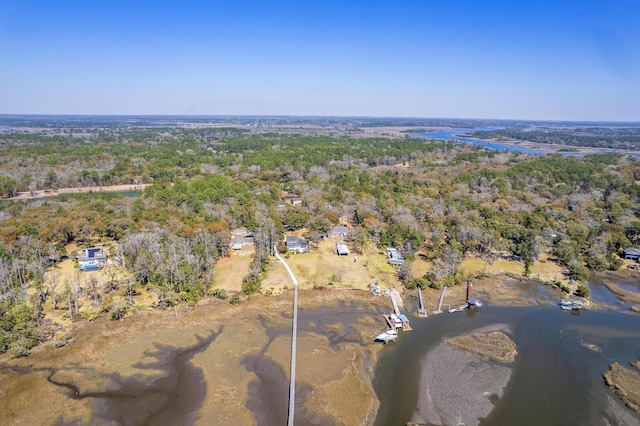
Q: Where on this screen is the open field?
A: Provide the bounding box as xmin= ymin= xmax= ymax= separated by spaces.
xmin=210 ymin=248 xmax=253 ymax=293
xmin=262 ymin=239 xmax=399 ymax=294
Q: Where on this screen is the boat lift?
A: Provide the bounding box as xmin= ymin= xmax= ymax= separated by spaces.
xmin=433 ymin=286 xmax=446 ymax=314
xmin=417 ymin=286 xmax=428 ymax=318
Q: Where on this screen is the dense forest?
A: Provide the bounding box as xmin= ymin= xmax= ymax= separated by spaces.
xmin=468 ymin=127 xmax=640 ymax=151
xmin=2 ymin=122 xmax=640 ymax=357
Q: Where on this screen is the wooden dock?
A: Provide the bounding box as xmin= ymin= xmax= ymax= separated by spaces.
xmin=383 ymin=315 xmax=394 ymax=329
xmin=417 ymin=286 xmax=428 ymax=317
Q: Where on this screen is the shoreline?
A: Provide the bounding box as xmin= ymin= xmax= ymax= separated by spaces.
xmin=7 ymin=183 xmax=151 ymax=200
xmin=452 ymin=133 xmax=640 ymax=157
xmin=0 ymin=272 xmax=637 ymax=424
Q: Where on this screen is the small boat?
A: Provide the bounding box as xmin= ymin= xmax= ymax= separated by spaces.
xmin=375 ymin=330 xmax=398 ymax=343
xmin=467 ymin=299 xmax=482 ymax=309
xmin=389 ymin=313 xmax=403 ymax=328
xmin=560 ymin=303 xmax=581 ymax=311
xmin=560 ymin=299 xmax=582 ymax=310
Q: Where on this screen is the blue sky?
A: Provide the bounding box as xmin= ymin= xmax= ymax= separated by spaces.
xmin=0 ymin=0 xmax=638 ymax=120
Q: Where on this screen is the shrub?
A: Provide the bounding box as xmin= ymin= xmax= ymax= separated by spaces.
xmin=242 ymin=276 xmax=261 ymax=295
xmin=209 ymin=288 xmax=228 ymax=300
xmin=575 ymin=284 xmax=590 ymax=298
xmin=54 ymin=335 xmax=75 ymax=348
xmin=111 ymin=304 xmax=127 ymax=320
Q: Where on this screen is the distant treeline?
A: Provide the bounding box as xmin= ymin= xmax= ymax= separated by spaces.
xmin=468 ymin=128 xmax=640 ymax=151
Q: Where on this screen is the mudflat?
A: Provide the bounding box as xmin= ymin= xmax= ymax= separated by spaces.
xmin=0 ymin=290 xmax=385 ymax=425
xmin=411 ymin=327 xmax=516 ymax=426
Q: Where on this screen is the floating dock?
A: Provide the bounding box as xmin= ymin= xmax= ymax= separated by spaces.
xmin=399 ymin=314 xmax=412 ymax=331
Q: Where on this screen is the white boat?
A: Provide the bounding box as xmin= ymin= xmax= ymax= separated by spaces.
xmin=467 ymin=299 xmax=482 ymax=309
xmin=560 ymin=299 xmax=581 ymax=310
xmin=375 ymin=330 xmax=398 ymax=343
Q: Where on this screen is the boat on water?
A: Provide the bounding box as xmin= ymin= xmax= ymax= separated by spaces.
xmin=467 ymin=299 xmax=482 ymax=309
xmin=449 ymin=281 xmax=484 ymax=313
xmin=375 ymin=330 xmax=398 ymax=343
xmin=560 ymin=299 xmax=582 ymax=310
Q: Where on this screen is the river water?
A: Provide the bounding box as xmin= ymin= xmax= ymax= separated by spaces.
xmin=411 ymin=129 xmax=549 ymax=155
xmin=373 ymin=305 xmax=640 ymax=425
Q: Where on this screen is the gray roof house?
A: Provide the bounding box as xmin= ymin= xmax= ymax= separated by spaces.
xmin=328 ymin=225 xmax=349 ymax=239
xmin=386 ymin=247 xmax=405 ymax=265
xmin=286 ymin=236 xmax=308 ymax=253
xmin=623 ymin=247 xmax=640 ymax=260
xmin=230 ymin=228 xmax=254 ymax=250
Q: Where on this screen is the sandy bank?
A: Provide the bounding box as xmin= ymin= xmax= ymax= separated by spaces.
xmin=11 ymin=184 xmax=151 ymax=200
xmin=412 ymin=328 xmax=516 ymax=426
xmin=604 ymin=361 xmax=640 ymax=413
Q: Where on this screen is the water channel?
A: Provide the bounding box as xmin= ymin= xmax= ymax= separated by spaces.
xmin=410 ymin=128 xmax=550 ymax=154
xmin=373 ymin=303 xmax=640 ymax=425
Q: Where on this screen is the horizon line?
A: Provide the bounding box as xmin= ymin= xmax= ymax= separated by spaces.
xmin=0 ymin=113 xmax=639 ymax=125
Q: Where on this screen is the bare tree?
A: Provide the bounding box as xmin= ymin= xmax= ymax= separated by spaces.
xmin=124 ymin=277 xmax=135 ymax=304
xmin=433 ymin=247 xmax=462 ymax=281
xmin=48 ymin=269 xmax=61 ymax=310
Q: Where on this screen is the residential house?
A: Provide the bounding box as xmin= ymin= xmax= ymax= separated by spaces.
xmin=623 ymin=247 xmax=640 ymax=260
xmin=328 ymin=225 xmax=349 ymax=239
xmin=285 ymin=196 xmax=303 ymax=207
xmin=386 ymin=247 xmax=405 ymax=266
xmin=78 ymin=247 xmax=107 ymax=271
xmin=336 ymin=241 xmax=349 ymax=256
xmin=286 ymin=236 xmax=308 ymax=253
xmin=230 ymin=228 xmax=254 ymax=250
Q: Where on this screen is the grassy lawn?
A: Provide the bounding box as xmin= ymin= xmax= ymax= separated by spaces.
xmin=460 ymin=253 xmax=567 ymax=283
xmin=211 ymin=249 xmax=253 ymax=293
xmin=262 ymin=239 xmax=400 ymax=294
